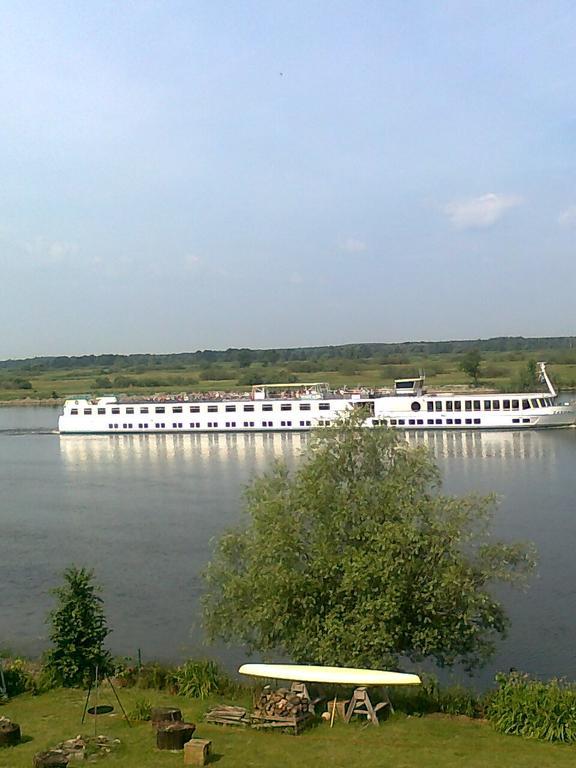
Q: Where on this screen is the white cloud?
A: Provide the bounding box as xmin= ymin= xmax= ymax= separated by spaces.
xmin=183 ymin=253 xmax=202 ymax=270
xmin=339 ymin=237 xmax=367 ymax=253
xmin=558 ymin=206 xmax=576 ymax=228
xmin=444 ymin=193 xmax=523 ymax=229
xmin=288 ymin=271 xmax=303 ymax=285
xmin=23 ymin=237 xmax=79 ymax=264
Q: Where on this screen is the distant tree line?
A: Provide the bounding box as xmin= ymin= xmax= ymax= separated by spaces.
xmin=1 ymin=336 xmax=576 ymax=372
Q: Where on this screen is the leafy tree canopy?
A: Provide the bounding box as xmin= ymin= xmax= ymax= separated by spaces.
xmin=45 ymin=566 xmax=112 ymax=687
xmin=203 ymin=415 xmax=535 ymax=672
xmin=459 ymin=349 xmax=483 ymax=385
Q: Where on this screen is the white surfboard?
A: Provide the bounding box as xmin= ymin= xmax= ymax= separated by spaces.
xmin=238 ymin=663 xmax=421 ymax=686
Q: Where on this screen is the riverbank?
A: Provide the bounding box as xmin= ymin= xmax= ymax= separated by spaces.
xmin=1 ymin=688 xmax=574 ymax=768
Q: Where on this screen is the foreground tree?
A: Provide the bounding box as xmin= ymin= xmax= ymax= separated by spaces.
xmin=204 ymin=416 xmax=535 ymax=672
xmin=45 ymin=566 xmax=112 ymax=687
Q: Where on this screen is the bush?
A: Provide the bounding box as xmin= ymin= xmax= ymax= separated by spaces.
xmin=129 ymin=697 xmax=152 ymax=721
xmin=173 ymin=660 xmax=233 ymax=699
xmin=487 ymin=672 xmax=576 ymax=743
xmin=0 ymin=657 xmax=55 ymax=696
xmin=136 ymin=662 xmax=176 ymax=691
xmin=390 ymin=675 xmax=481 ymax=718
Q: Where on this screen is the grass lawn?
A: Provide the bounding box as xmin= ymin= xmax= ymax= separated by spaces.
xmin=1 ymin=688 xmax=575 ymax=768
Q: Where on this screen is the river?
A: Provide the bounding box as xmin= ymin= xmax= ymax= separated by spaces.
xmin=1 ymin=406 xmax=575 ymax=689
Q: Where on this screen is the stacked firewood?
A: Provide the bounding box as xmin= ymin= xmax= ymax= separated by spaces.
xmin=253 ymin=686 xmax=310 ymax=719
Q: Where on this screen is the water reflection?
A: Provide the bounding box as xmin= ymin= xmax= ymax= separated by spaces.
xmin=59 ymin=431 xmax=310 ymax=470
xmin=59 ymin=427 xmax=560 ymax=468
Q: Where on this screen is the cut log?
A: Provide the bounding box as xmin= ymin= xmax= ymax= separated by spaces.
xmin=0 ymin=721 xmax=21 ymax=747
xmin=33 ymin=751 xmax=69 ymax=768
xmin=151 ymin=707 xmax=183 ymax=728
xmin=156 ymin=722 xmax=195 ymax=750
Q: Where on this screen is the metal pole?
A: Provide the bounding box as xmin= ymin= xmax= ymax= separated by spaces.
xmin=94 ymin=665 xmax=99 ymax=737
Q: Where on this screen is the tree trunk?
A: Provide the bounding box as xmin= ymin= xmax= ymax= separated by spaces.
xmin=33 ymin=751 xmax=69 ymax=768
xmin=0 ymin=722 xmax=21 ymax=747
xmin=156 ymin=722 xmax=196 ymax=750
xmin=151 ymin=706 xmax=183 ymax=728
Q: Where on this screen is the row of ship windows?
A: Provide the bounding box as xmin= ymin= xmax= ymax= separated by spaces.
xmin=372 ymin=418 xmax=532 ymax=426
xmin=417 ymin=397 xmax=553 ymax=413
xmin=107 ymin=420 xmax=316 ymax=430
xmin=71 ymin=402 xmax=332 ymax=416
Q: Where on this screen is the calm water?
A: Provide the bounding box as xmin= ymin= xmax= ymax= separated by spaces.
xmin=1 ymin=406 xmax=576 ymax=688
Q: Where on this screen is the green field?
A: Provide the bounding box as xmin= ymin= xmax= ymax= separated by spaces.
xmin=1 ymin=687 xmax=575 ymax=768
xmin=1 ymin=347 xmax=576 ymax=403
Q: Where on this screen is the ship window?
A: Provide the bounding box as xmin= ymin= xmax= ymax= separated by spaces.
xmin=465 ymin=401 xmax=472 ymax=411
xmin=173 ymin=406 xmax=183 ymax=414
xmin=473 ymin=400 xmax=481 ymax=411
xmin=123 ymin=423 xmax=127 ymax=429
xmin=281 ymin=404 xmax=292 ymax=411
xmin=511 ymin=400 xmax=519 ymax=410
xmin=522 ymin=399 xmax=530 ymax=409
xmin=427 ymin=419 xmax=434 ymax=425
xmin=108 ymin=423 xmax=113 ymax=428
xmin=398 ymin=419 xmax=405 ymax=425
xmin=455 ymin=418 xmax=461 ymax=424
xmin=281 ymin=421 xmax=286 ymax=427
xmin=503 ymin=400 xmax=510 ymax=410
xmin=306 ymin=420 xmax=311 ymax=426
xmin=126 ymin=407 xmax=134 ymax=414
xmin=465 ymin=418 xmax=472 ymax=424
xmin=114 ymin=423 xmax=118 ymax=428
xmin=411 ymin=402 xmax=421 ymax=412
xmin=435 ymin=401 xmax=442 ymax=412
xmin=140 ymin=407 xmax=149 ymax=414
xmin=319 ymin=403 xmax=330 ymax=411
xmin=299 ymin=403 xmax=311 ymax=411
xmin=416 ymin=419 xmax=423 ymax=425
xmin=484 ymin=401 xmax=492 ymax=410
xmin=512 ymin=418 xmax=520 ymax=424
xmin=71 ymin=409 xmax=78 ymax=415
xmin=409 ymin=419 xmax=416 ymax=425
xmin=447 ymin=418 xmax=453 ymax=425
xmin=262 ymin=404 xmax=273 ymax=411
xmin=226 ymin=422 xmax=230 ymax=427
xmin=208 ymin=405 xmax=218 ymax=412
xmin=155 ymin=406 xmax=165 ymax=414
xmin=145 ymin=423 xmax=149 ymax=428
xmin=435 ymin=419 xmax=442 ymax=424
xmin=493 ymin=400 xmax=500 ymax=410
xmin=98 ymin=407 xmax=105 ymax=415
xmin=531 ymin=398 xmax=539 ymax=408
xmin=112 ymin=407 xmax=120 ymax=414
xmin=83 ymin=408 xmax=92 ymax=415
xmin=390 ymin=419 xmax=397 ymax=425
xmin=427 ymin=402 xmax=434 ymax=412
xmin=172 ymin=423 xmax=177 ymax=428
xmin=446 ymin=401 xmax=453 ymax=411
xmin=454 ymin=401 xmax=462 ymax=411
xmin=300 ymin=420 xmax=305 ymax=426
xmin=474 ymin=418 xmax=480 ymax=424
xmin=243 ymin=404 xmax=255 ymax=412
xmin=190 ymin=405 xmax=200 ymax=413
xmin=538 ymin=398 xmax=546 ymax=407
xmin=523 ymin=418 xmax=530 ymax=423
xmin=225 ymin=405 xmax=236 ymax=412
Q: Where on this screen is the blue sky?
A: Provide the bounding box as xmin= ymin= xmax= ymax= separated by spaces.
xmin=1 ymin=0 xmax=575 ymax=357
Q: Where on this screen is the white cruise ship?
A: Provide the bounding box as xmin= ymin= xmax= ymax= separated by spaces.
xmin=58 ymin=362 xmax=574 ymax=435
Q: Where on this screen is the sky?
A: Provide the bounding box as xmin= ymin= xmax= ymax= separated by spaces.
xmin=1 ymin=0 xmax=575 ymax=358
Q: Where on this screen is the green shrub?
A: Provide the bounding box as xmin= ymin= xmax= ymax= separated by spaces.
xmin=129 ymin=697 xmax=152 ymax=721
xmin=136 ymin=662 xmax=176 ymax=691
xmin=0 ymin=658 xmax=55 ymax=696
xmin=173 ymin=660 xmax=231 ymax=699
xmin=391 ymin=675 xmax=481 ymax=718
xmin=487 ymin=672 xmax=576 ymax=743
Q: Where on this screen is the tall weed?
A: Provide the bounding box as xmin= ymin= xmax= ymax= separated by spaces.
xmin=487 ymin=672 xmax=576 ymax=743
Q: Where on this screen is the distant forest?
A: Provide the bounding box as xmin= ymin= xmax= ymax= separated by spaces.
xmin=1 ymin=336 xmax=575 ymax=371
